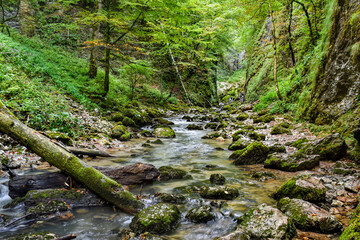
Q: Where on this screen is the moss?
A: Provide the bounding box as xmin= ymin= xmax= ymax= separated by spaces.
xmin=253 ymin=114 xmax=275 ymax=123
xmin=26 ymin=200 xmax=68 ymax=216
xmin=233 ymin=130 xmax=264 ymax=142
xmin=269 ymin=144 xmax=286 ymax=153
xmin=158 ymin=193 xmax=186 ymax=203
xmin=122 ymin=117 xmax=136 ymax=127
xmin=229 ymin=141 xmax=269 ymax=165
xmin=228 ymin=139 xmax=251 ymax=151
xmin=200 ymin=186 xmax=239 ymax=200
xmin=287 ymin=138 xmax=309 ymax=148
xmin=120 ymin=132 xmax=131 ymax=141
xmin=270 ymin=125 xmax=292 ymax=135
xmin=156 ymin=117 xmax=174 ymax=126
xmin=153 ymin=127 xmax=176 ymax=138
xmin=185 ymin=205 xmax=215 ymax=223
xmin=159 ymin=166 xmax=191 ymax=181
xmin=236 ymin=113 xmax=249 ymax=121
xmin=340 ymin=203 xmax=360 ymax=240
xmin=45 ymin=131 xmax=73 ymax=146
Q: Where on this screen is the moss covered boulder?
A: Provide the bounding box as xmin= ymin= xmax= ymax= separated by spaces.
xmin=122 ymin=116 xmax=137 ymax=127
xmin=44 ymin=131 xmax=73 ymax=146
xmin=228 ymin=139 xmax=252 ymax=151
xmin=253 ymin=114 xmax=275 ymax=124
xmin=155 ymin=117 xmax=174 ymax=126
xmin=26 ymin=200 xmax=69 ymax=218
xmin=186 ymin=124 xmax=204 ymax=130
xmin=153 ymin=127 xmax=176 ymax=138
xmin=229 ymin=142 xmax=269 ymax=165
xmin=278 ymin=197 xmax=342 ymax=233
xmin=232 ymin=130 xmax=265 ymax=142
xmin=199 ymin=186 xmax=239 ymax=200
xmin=268 ymin=144 xmax=286 ymax=153
xmin=251 ymin=171 xmax=276 ymax=181
xmin=264 ymin=152 xmax=320 ymax=172
xmin=299 ymin=133 xmax=348 ymax=161
xmin=129 ymin=203 xmax=180 ymax=234
xmin=159 ymin=166 xmax=191 ymax=181
xmin=157 ymin=193 xmax=186 ymax=204
xmin=186 ymin=205 xmax=215 ymax=223
xmin=210 ymin=174 xmax=226 ymax=185
xmin=236 ymin=113 xmax=249 ymax=121
xmin=111 ymin=124 xmax=131 ymax=141
xmin=331 ymin=161 xmax=358 ymax=175
xmin=286 ymin=138 xmax=309 ymax=149
xmin=205 ymin=122 xmax=218 ymax=130
xmin=274 ymin=175 xmax=326 ymax=203
xmin=237 ymin=204 xmax=296 ymax=240
xmin=270 ymin=125 xmax=292 ymax=135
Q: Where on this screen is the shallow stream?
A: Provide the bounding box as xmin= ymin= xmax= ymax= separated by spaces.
xmin=0 ymin=115 xmax=290 ymax=240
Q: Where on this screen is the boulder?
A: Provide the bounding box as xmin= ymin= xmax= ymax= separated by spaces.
xmin=268 ymin=144 xmax=286 ymax=153
xmin=236 ymin=113 xmax=249 ymax=121
xmin=155 ymin=117 xmax=174 ymax=126
xmin=185 ymin=205 xmax=215 ymax=223
xmin=159 ymin=166 xmax=191 ymax=181
xmin=129 ymin=203 xmax=180 ymax=234
xmin=270 ymin=125 xmax=292 ymax=135
xmin=232 ymin=130 xmax=265 ymax=142
xmin=228 ymin=139 xmax=252 ymax=151
xmin=229 ymin=142 xmax=269 ymax=165
xmin=253 ymin=114 xmax=275 ymax=123
xmin=278 ymin=197 xmax=342 ymax=233
xmin=210 ymin=174 xmax=226 ymax=185
xmin=299 ymin=134 xmax=348 ymax=160
xmin=205 ymin=122 xmax=218 ymax=130
xmin=157 ymin=193 xmax=186 ymax=204
xmin=200 ymin=186 xmax=239 ymax=200
xmin=111 ymin=124 xmax=131 ymax=141
xmin=153 ymin=127 xmax=176 ymax=138
xmin=264 ymin=152 xmax=320 ymax=172
xmin=122 ymin=116 xmax=137 ymax=127
xmin=237 ymin=204 xmax=296 ymax=239
xmin=251 ymin=171 xmax=276 ymax=181
xmin=286 ymin=138 xmax=309 ymax=148
xmin=274 ymin=175 xmax=326 ymax=203
xmin=186 ymin=124 xmax=204 ymax=130
xmin=330 ymin=161 xmax=358 ymax=175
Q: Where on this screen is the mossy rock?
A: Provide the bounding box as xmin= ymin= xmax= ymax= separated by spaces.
xmin=349 ymin=145 xmax=360 ymax=164
xmin=339 ymin=202 xmax=360 ymax=240
xmin=10 ymin=232 xmax=59 ymax=240
xmin=111 ymin=125 xmax=130 ymax=140
xmin=44 ymin=131 xmax=73 ymax=146
xmin=146 ymin=108 xmax=163 ymax=118
xmin=278 ymin=197 xmax=342 ymax=233
xmin=264 ymin=152 xmax=320 ymax=172
xmin=26 ymin=200 xmax=69 ymax=217
xmin=232 ymin=130 xmax=265 ymax=142
xmin=223 ymin=105 xmax=232 ymax=111
xmin=268 ymin=144 xmax=286 ymax=153
xmin=210 ymin=174 xmax=226 ymax=185
xmin=157 ymin=193 xmax=186 ymax=204
xmin=122 ymin=116 xmax=137 ymax=127
xmin=270 ymin=125 xmax=292 ymax=135
xmin=237 ymin=204 xmax=296 ymax=240
xmin=185 ymin=205 xmax=215 ymax=223
xmin=257 ymin=109 xmax=269 ymax=116
xmin=273 ymin=175 xmax=326 ymax=203
xmin=286 ymin=138 xmax=309 ymax=149
xmin=330 ymin=161 xmax=358 ymax=175
xmin=153 ymin=127 xmax=176 ymax=138
xmin=240 ymin=125 xmax=255 ymax=130
xmin=199 ymin=186 xmax=239 ymax=200
xmin=187 ymin=124 xmax=204 ymax=130
xmin=229 ymin=142 xmax=269 ymax=165
xmin=141 ymin=130 xmax=152 ymax=137
xmin=205 ymin=122 xmax=218 ymax=130
xmin=129 ymin=203 xmax=180 ymax=234
xmin=299 ymin=133 xmax=348 ymax=160
xmin=253 ymin=114 xmax=275 ymax=123
xmin=159 ymin=166 xmax=191 ymax=181
xmin=152 ymin=139 xmax=164 ymax=144
xmin=236 ymin=113 xmax=249 ymax=121
xmin=108 ymin=112 xmax=124 ymax=122
xmin=155 ymin=117 xmax=174 ymax=126
xmin=228 ymin=139 xmax=252 ymax=151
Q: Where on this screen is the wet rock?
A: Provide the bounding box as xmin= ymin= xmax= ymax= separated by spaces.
xmin=151 ymin=139 xmax=163 ymax=144
xmin=182 ymin=115 xmax=194 ymax=121
xmin=270 ymin=125 xmax=292 ymax=135
xmin=278 ymin=197 xmax=342 ymax=233
xmin=264 ymin=152 xmax=320 ymax=172
xmin=232 ymin=130 xmax=265 ymax=142
xmin=251 ymin=171 xmax=276 ymax=181
xmin=229 ymin=142 xmax=269 ymax=165
xmin=205 ymin=122 xmax=218 ymax=130
xmin=44 ymin=131 xmax=73 ymax=146
xmin=26 ymin=200 xmax=69 ymax=218
xmin=129 ymin=203 xmax=180 ymax=234
xmin=185 ymin=205 xmax=215 ymax=223
xmin=286 ymin=138 xmax=309 ymax=149
xmin=299 ymin=133 xmax=348 ymax=161
xmin=237 ymin=204 xmax=296 ymax=240
xmin=202 ymin=131 xmax=228 ymax=139
xmin=236 ymin=113 xmax=249 ymax=121
xmin=159 ymin=166 xmax=191 ymax=181
xmin=141 ymin=130 xmax=152 ymax=137
xmin=210 ymin=200 xmax=227 ymax=209
xmin=186 ymin=124 xmax=204 ymax=130
xmin=228 ymin=139 xmax=252 ymax=151
xmin=210 ymin=174 xmax=226 ymax=185
xmin=153 ymin=127 xmax=176 ymax=138
xmin=155 ymin=117 xmax=174 ymax=126
xmin=111 ymin=125 xmax=131 ymax=141
xmin=253 ymin=114 xmax=275 ymax=123
xmin=215 ymin=228 xmax=250 ymax=240
xmin=200 ymin=186 xmax=239 ymax=200
xmin=157 ymin=193 xmax=186 ymax=204
xmin=274 ymin=174 xmax=326 ymax=203
xmin=10 ymin=232 xmax=59 ymax=240
xmin=268 ymin=144 xmax=286 ymax=153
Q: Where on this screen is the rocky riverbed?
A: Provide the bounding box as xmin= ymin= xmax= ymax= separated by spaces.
xmin=0 ymin=103 xmax=359 ymax=240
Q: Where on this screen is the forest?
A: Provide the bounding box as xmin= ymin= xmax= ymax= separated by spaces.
xmin=0 ymin=0 xmax=359 ymax=239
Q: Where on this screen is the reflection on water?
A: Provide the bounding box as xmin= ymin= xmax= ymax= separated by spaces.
xmin=0 ymin=116 xmax=286 ymax=239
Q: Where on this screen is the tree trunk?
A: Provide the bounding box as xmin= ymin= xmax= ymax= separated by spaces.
xmin=268 ymin=0 xmax=283 ymax=101
xmin=287 ymin=1 xmax=296 ymax=66
xmin=0 ymin=103 xmax=143 ymax=214
xmin=19 ymin=0 xmax=35 ymax=37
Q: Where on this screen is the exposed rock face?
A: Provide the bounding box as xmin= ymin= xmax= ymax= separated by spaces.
xmin=236 ymin=204 xmax=296 ymax=240
xmin=274 ymin=174 xmax=326 ymax=203
xmin=278 ymin=197 xmax=342 ymax=233
xmin=129 ymin=203 xmax=180 ymax=234
xmin=306 ymin=0 xmax=360 ymax=124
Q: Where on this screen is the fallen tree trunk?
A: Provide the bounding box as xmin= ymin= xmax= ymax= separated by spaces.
xmin=9 ymin=163 xmax=160 ymax=198
xmin=0 ymin=102 xmax=143 ymax=213
xmin=66 ymin=147 xmax=114 ymax=158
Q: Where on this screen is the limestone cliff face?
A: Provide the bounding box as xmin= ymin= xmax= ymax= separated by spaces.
xmin=307 ymin=0 xmax=360 ymax=124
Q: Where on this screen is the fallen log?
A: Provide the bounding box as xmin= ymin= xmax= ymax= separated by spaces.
xmin=8 ymin=163 xmax=160 ymax=198
xmin=0 ymin=101 xmax=143 ymax=213
xmin=66 ymin=147 xmax=114 ymax=158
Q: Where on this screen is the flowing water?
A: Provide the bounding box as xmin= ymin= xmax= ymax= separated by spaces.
xmin=0 ymin=115 xmax=289 ymax=240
